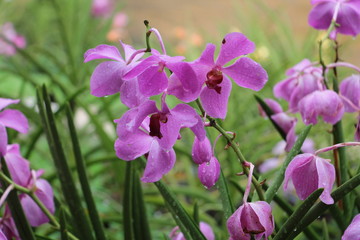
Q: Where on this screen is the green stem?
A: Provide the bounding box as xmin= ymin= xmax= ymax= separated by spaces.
xmin=195 ymin=99 xmax=265 ymax=201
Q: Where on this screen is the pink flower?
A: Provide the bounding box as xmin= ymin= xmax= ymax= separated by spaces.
xmin=0 ymin=98 xmax=29 ymax=157
xmin=342 ymin=214 xmax=360 ymax=240
xmin=169 ymin=221 xmax=215 ymax=240
xmin=227 ymin=164 xmax=274 ymax=240
xmin=284 ymin=153 xmax=335 ymax=204
xmin=0 ymin=23 xmax=26 ymax=56
xmin=274 ymin=59 xmax=324 ymax=112
xmin=168 ymin=32 xmax=268 ymax=119
xmin=308 ymin=0 xmax=360 ymax=37
xmin=114 ymin=97 xmax=205 ymax=182
xmin=84 ymin=43 xmax=148 ymax=108
xmin=298 ymin=90 xmax=344 ymax=125
xmin=91 ymin=0 xmax=114 ymax=18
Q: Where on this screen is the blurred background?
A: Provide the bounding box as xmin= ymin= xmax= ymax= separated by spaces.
xmin=1 ymin=0 xmax=359 ymax=239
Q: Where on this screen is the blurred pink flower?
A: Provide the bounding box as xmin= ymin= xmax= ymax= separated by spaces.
xmin=169 ymin=222 xmax=215 ymax=240
xmin=342 ymin=214 xmax=360 ymax=240
xmin=91 ymin=0 xmax=114 ymax=18
xmin=0 ymin=23 xmax=26 ymax=56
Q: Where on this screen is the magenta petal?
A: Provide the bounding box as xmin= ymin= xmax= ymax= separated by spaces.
xmin=0 ymin=109 xmax=29 ymax=134
xmin=90 ymin=61 xmax=125 ymax=97
xmin=84 ymin=44 xmax=123 ymax=62
xmin=166 ymin=62 xmax=199 ymax=94
xmin=0 ymin=230 xmax=6 ymax=240
xmin=0 ymin=98 xmax=20 ymax=111
xmin=120 ymin=79 xmax=148 ymax=108
xmin=192 ymin=136 xmax=212 ymax=165
xmin=271 ymin=112 xmax=296 ymax=134
xmin=196 ymin=43 xmax=216 ymax=66
xmin=198 ymin=156 xmax=220 ymax=188
xmin=259 ymin=99 xmax=283 ymax=118
xmin=355 ymin=116 xmax=360 ymax=142
xmin=315 ymin=157 xmax=335 ymax=204
xmin=167 ymin=73 xmax=201 ymax=102
xmin=5 ymin=152 xmax=31 ymax=187
xmin=285 ymin=120 xmax=297 ymax=152
xmin=342 ymin=214 xmax=360 ymax=240
xmin=335 ymin=4 xmax=360 ymax=36
xmin=200 ymin=75 xmax=232 ymax=119
xmin=340 ymin=74 xmax=360 ymax=112
xmin=120 ymin=41 xmax=144 ymax=62
xmin=227 ymin=206 xmax=249 ymax=240
xmin=216 ymin=32 xmax=255 ymax=66
xmin=141 ymin=141 xmax=176 ymax=182
xmin=241 ymin=203 xmax=266 ymax=235
xmin=273 ymin=77 xmax=297 ymax=101
xmin=138 ymin=66 xmax=169 ymax=97
xmin=284 ymin=153 xmax=314 ymax=190
xmin=115 ymin=130 xmax=153 ymax=160
xmin=171 ymin=104 xmax=205 ymax=141
xmin=223 ymin=57 xmax=268 ymax=91
xmin=0 ymin=124 xmax=7 ymax=157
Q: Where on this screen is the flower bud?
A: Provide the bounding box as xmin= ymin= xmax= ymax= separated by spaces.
xmin=198 ymin=156 xmax=220 ymax=189
xmin=192 ymin=136 xmax=212 ymax=165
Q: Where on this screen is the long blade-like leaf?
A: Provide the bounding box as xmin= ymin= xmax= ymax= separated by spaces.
xmin=216 ymin=169 xmax=235 ymax=219
xmin=123 ymin=161 xmax=135 ymax=240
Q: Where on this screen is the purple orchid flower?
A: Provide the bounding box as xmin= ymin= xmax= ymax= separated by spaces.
xmin=4 ymin=144 xmax=31 ymax=187
xmin=274 ymin=59 xmax=324 ymax=112
xmin=0 ymin=98 xmax=29 ymax=157
xmin=168 ymin=32 xmax=268 ymax=119
xmin=227 ymin=164 xmax=274 ymax=240
xmin=114 ymin=97 xmax=205 ymax=182
xmin=169 ymin=221 xmax=215 ymax=240
xmin=0 ymin=207 xmax=19 ymax=240
xmin=342 ymin=214 xmax=360 ymax=240
xmin=0 ymin=23 xmax=26 ymax=56
xmin=284 ymin=153 xmax=335 ymax=204
xmin=309 ymin=0 xmax=360 ymax=37
xmin=298 ymin=90 xmax=344 ymax=125
xmin=84 ymin=42 xmax=148 ymax=108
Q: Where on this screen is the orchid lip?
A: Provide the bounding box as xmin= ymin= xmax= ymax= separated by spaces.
xmin=205 ymin=69 xmax=223 ymax=94
xmin=149 ymin=113 xmax=168 ymax=139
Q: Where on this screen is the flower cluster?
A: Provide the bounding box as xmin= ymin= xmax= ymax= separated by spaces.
xmin=84 ymin=29 xmax=268 ymax=185
xmin=0 ymin=98 xmax=55 ymax=239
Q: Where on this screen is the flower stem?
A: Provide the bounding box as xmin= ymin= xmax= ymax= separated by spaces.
xmin=0 ymin=172 xmax=79 ymax=240
xmin=195 ymin=99 xmax=265 ymax=201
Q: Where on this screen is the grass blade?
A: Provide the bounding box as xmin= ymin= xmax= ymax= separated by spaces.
xmin=216 ymin=169 xmax=235 ymax=219
xmin=123 ymin=161 xmax=135 ymax=240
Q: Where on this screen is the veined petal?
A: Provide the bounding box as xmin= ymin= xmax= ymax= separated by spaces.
xmin=227 ymin=206 xmax=249 ymax=240
xmin=200 ymin=75 xmax=232 ymax=119
xmin=114 ymin=130 xmax=153 ymax=160
xmin=166 ymin=62 xmax=199 ymax=94
xmin=336 ymin=4 xmax=360 ymax=36
xmin=315 ymin=157 xmax=335 ymax=204
xmin=5 ymin=152 xmax=31 ymax=187
xmin=223 ymin=57 xmax=268 ymax=91
xmin=141 ymin=141 xmax=176 ymax=182
xmin=196 ymin=43 xmax=216 ymax=66
xmin=340 ymin=75 xmax=360 ymax=112
xmin=273 ymin=77 xmax=297 ymax=101
xmin=90 ymin=61 xmax=125 ymax=97
xmin=308 ymin=2 xmax=334 ymax=30
xmin=120 ymin=41 xmax=144 ymax=63
xmin=84 ymin=44 xmax=123 ymax=62
xmin=241 ymin=203 xmax=266 ymax=235
xmin=0 ymin=98 xmax=20 ymax=111
xmin=157 ymin=115 xmax=181 ymax=150
xmin=120 ymin=79 xmax=148 ymax=108
xmin=171 ymin=104 xmax=205 ymax=140
xmin=0 ymin=109 xmax=28 ymax=134
xmin=138 ymin=66 xmax=169 ymax=97
xmin=216 ymin=32 xmax=255 ymax=66
xmin=249 ymin=201 xmax=274 ymax=239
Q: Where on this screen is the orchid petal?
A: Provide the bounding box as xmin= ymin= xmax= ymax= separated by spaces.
xmin=0 ymin=109 xmax=29 ymax=134
xmin=84 ymin=44 xmax=123 ymax=62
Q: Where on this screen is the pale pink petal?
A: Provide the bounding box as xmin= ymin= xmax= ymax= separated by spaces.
xmin=114 ymin=130 xmax=153 ymax=160
xmin=141 ymin=141 xmax=176 ymax=182
xmin=4 ymin=152 xmax=31 ymax=187
xmin=123 ymin=55 xmax=159 ymax=79
xmin=89 ymin=61 xmax=125 ymax=97
xmin=273 ymin=77 xmax=297 ymax=101
xmin=0 ymin=109 xmax=29 ymax=133
xmin=199 ymin=222 xmax=215 ymax=240
xmin=216 ymin=32 xmax=255 ymax=66
xmin=120 ymin=41 xmax=143 ymax=63
xmin=340 ymin=74 xmax=360 ymax=112
xmin=0 ymin=98 xmax=20 ymax=111
xmin=223 ymin=57 xmax=268 ymax=91
xmin=0 ymin=124 xmax=7 ymax=157
xmin=84 ymin=44 xmax=123 ymax=62
xmin=227 ymin=206 xmax=249 ymax=240
xmin=342 ymin=214 xmax=360 ymax=240
xmin=315 ymin=157 xmax=335 ymax=204
xmin=250 ymin=201 xmax=274 ymax=240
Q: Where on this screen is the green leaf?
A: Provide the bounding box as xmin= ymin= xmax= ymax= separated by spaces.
xmin=287 ymin=170 xmax=360 ymax=239
xmin=132 ymin=164 xmax=152 ymax=240
xmin=273 ymin=188 xmax=323 ymax=240
xmin=0 ymin=158 xmax=36 ymax=240
xmin=193 ymin=202 xmax=200 ymax=226
xmin=265 ymin=125 xmax=312 ymax=203
xmin=66 ymin=105 xmax=107 ymax=240
xmin=123 ymin=161 xmax=135 ymax=240
xmin=36 ymin=85 xmax=95 ymax=240
xmin=254 ymin=95 xmax=286 ymax=139
xmin=60 ymin=207 xmax=69 ymax=240
xmin=216 ymin=169 xmax=235 ymax=219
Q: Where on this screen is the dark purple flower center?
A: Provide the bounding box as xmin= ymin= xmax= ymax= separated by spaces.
xmin=149 ymin=113 xmax=168 ymax=139
xmin=205 ymin=69 xmax=223 ymax=94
